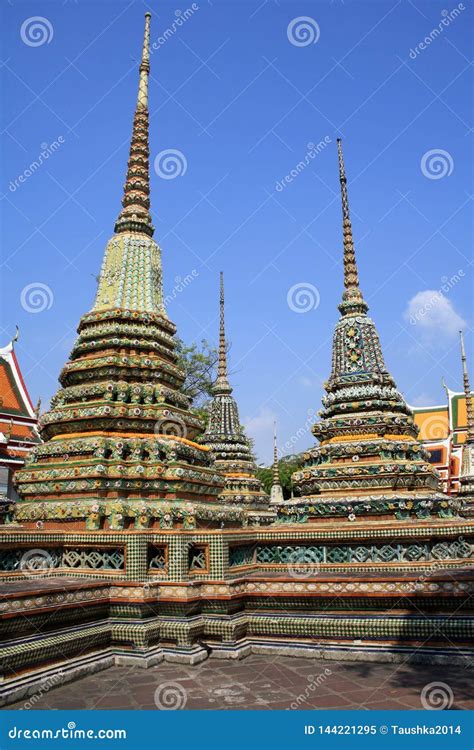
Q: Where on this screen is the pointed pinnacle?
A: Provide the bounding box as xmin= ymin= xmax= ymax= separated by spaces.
xmin=336 ymin=139 xmax=368 ymax=316
xmin=114 ymin=13 xmax=154 ymax=237
xmin=460 ymin=330 xmax=474 ymax=442
xmin=213 ymin=272 xmax=232 ymax=395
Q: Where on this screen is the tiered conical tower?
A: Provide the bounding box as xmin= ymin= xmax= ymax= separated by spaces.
xmin=13 ymin=14 xmax=242 ymax=531
xmin=458 ymin=331 xmax=474 ymax=517
xmin=291 ymin=139 xmax=460 ymax=522
xmin=270 ymin=422 xmax=284 ymax=505
xmin=200 ymin=274 xmax=274 ymax=523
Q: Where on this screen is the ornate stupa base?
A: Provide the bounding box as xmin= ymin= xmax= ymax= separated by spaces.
xmin=1 ymin=518 xmax=473 ymax=706
xmin=12 ymin=497 xmax=247 ymax=532
xmin=277 ymin=492 xmax=461 ymax=524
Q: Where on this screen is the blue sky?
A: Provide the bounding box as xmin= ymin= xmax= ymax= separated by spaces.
xmin=1 ymin=0 xmax=472 ymax=464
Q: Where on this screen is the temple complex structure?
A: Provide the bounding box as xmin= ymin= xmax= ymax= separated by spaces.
xmin=0 ymin=334 xmax=40 ymax=522
xmin=411 ymin=390 xmax=474 ymax=497
xmin=0 ymin=12 xmax=472 ymax=707
xmin=200 ymin=274 xmax=274 ymax=523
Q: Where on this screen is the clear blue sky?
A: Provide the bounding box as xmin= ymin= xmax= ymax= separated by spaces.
xmin=1 ymin=0 xmax=472 ymax=463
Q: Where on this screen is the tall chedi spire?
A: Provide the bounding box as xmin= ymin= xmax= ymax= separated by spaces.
xmin=201 ymin=274 xmax=275 ymax=524
xmin=458 ymin=331 xmax=474 ymax=517
xmin=13 ymin=15 xmax=244 ymax=532
xmin=270 ymin=422 xmax=284 ymax=505
xmin=94 ymin=13 xmax=161 ymax=313
xmin=114 ymin=12 xmax=153 ymax=237
xmin=337 ymin=139 xmax=368 ymax=317
xmin=288 ymin=140 xmax=458 ymax=523
xmin=214 ymin=272 xmax=232 ymax=395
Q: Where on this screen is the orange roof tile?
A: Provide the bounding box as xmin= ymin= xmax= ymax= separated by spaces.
xmin=413 ymin=407 xmax=449 ymax=441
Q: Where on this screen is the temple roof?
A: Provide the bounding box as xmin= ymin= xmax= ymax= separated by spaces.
xmin=0 ymin=337 xmax=40 ymax=465
xmin=410 ymin=391 xmax=474 ymax=443
xmin=0 ymin=339 xmax=36 ymax=419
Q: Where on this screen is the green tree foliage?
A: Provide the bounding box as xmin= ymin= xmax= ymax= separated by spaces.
xmin=256 ymin=467 xmax=273 ymax=495
xmin=174 ymin=338 xmax=219 ymax=429
xmin=256 ymin=456 xmax=303 ymax=499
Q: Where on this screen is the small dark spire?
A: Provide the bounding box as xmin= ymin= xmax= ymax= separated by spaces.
xmin=460 ymin=330 xmax=474 ymax=443
xmin=272 ymin=421 xmax=280 ymax=485
xmin=115 ymin=13 xmax=154 ymax=237
xmin=213 ymin=272 xmax=232 ymax=395
xmin=336 ymin=139 xmax=368 ymax=316
xmin=270 ymin=421 xmax=284 ymax=504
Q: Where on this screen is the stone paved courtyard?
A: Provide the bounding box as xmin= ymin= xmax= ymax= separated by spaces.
xmin=4 ymin=656 xmax=473 ymax=710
